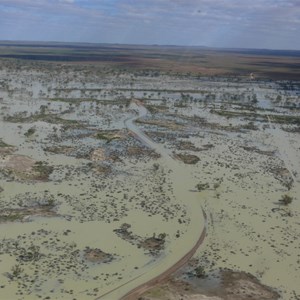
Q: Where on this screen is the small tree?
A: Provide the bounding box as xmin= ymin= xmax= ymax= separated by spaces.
xmin=252 ymin=93 xmax=258 ymax=104
xmin=279 ymin=194 xmax=293 ymax=206
xmin=158 ymin=233 xmax=166 ymax=240
xmin=213 ymin=182 xmax=220 ymax=189
xmin=11 ymin=264 xmax=23 ymax=278
xmin=24 ymin=127 xmax=36 ymax=137
xmin=153 ymin=163 xmax=160 ymax=171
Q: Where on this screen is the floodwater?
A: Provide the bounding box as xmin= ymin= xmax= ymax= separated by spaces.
xmin=1 ymin=64 xmax=299 ymax=300
xmin=0 ymin=100 xmax=205 ymax=300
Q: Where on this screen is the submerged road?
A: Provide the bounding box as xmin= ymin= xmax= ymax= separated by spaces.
xmin=97 ymin=100 xmax=206 ymax=300
xmin=267 ymin=115 xmax=298 ymax=183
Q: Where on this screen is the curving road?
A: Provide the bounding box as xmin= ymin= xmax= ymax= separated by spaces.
xmin=121 ymin=209 xmax=207 ymax=300
xmin=97 ymin=100 xmax=206 ymax=300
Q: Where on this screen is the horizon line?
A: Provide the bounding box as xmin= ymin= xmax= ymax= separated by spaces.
xmin=1 ymin=39 xmax=300 ymax=53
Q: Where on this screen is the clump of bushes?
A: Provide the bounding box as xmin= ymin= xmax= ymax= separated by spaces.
xmin=196 ymin=183 xmax=210 ymax=191
xmin=32 ymin=161 xmax=54 ymax=180
xmin=24 ymin=127 xmax=36 ymax=137
xmin=194 ymin=265 xmax=206 ymax=278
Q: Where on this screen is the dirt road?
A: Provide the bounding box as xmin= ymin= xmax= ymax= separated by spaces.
xmin=97 ymin=100 xmax=206 ymax=299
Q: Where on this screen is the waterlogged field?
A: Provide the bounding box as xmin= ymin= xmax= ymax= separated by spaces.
xmin=0 ymin=56 xmax=299 ymax=300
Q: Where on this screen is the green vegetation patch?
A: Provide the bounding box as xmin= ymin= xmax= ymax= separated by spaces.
xmin=270 ymin=114 xmax=300 ymax=125
xmin=24 ymin=127 xmax=36 ymax=137
xmin=0 ymin=213 xmax=22 ymax=223
xmin=43 ymin=145 xmax=74 ymax=155
xmin=95 ymin=130 xmax=123 ymax=143
xmin=144 ymin=104 xmax=168 ymax=114
xmin=211 ymin=109 xmax=300 ymax=125
xmin=196 ymin=182 xmax=210 ymax=191
xmin=0 ymin=139 xmax=11 ymax=148
xmin=32 ymin=161 xmax=54 ymax=180
xmin=175 ymin=153 xmax=200 ymax=164
xmin=4 ymin=112 xmax=83 ymax=128
xmin=48 ymin=97 xmax=131 ymax=106
xmin=211 ymin=109 xmax=266 ymax=120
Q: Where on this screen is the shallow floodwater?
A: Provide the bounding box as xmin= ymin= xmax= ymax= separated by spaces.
xmin=1 ymin=64 xmax=299 ymax=300
xmin=0 ymin=100 xmax=205 ymax=300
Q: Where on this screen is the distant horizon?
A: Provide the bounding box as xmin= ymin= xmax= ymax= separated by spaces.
xmin=1 ymin=39 xmax=300 ymax=53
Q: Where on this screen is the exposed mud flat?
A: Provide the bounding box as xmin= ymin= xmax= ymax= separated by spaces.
xmin=0 ymin=59 xmax=299 ymax=299
xmin=140 ymin=267 xmax=280 ymax=300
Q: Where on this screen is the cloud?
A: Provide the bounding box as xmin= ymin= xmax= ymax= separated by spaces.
xmin=0 ymin=0 xmax=299 ymax=49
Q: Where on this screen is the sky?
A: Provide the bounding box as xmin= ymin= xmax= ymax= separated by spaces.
xmin=0 ymin=0 xmax=299 ymax=50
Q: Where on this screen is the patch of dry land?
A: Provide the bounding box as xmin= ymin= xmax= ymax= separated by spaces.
xmin=0 ymin=57 xmax=299 ymax=300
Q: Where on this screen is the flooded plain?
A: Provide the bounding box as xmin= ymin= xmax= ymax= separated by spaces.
xmin=0 ymin=59 xmax=299 ymax=299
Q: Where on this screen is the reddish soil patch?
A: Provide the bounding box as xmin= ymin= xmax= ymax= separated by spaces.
xmin=84 ymin=248 xmax=113 ymax=263
xmin=44 ymin=145 xmax=74 ymax=155
xmin=90 ymin=148 xmax=106 ymax=161
xmin=0 ymin=206 xmax=57 ymax=223
xmin=173 ymin=153 xmax=200 ymax=164
xmin=0 ymin=155 xmax=35 ymax=172
xmin=126 ymin=146 xmax=160 ymax=159
xmin=140 ymin=270 xmax=280 ymax=300
xmin=139 ymin=237 xmax=165 ymax=254
xmin=0 ymin=155 xmax=53 ymax=181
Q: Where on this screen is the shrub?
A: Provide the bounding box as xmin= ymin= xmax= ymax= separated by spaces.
xmin=11 ymin=264 xmax=23 ymax=278
xmin=279 ymin=194 xmax=293 ymax=206
xmin=24 ymin=127 xmax=36 ymax=137
xmin=194 ymin=266 xmax=205 ymax=278
xmin=196 ymin=183 xmax=210 ymax=191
